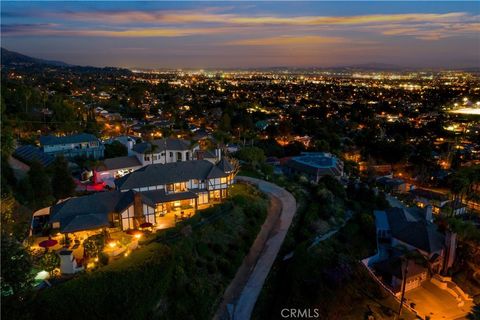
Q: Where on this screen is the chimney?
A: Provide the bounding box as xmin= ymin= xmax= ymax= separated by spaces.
xmin=443 ymin=231 xmax=457 ymax=274
xmin=133 ymin=192 xmax=144 ymax=229
xmin=425 ymin=205 xmax=433 ymax=223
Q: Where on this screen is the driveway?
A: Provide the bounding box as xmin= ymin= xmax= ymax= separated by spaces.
xmin=214 ymin=176 xmax=297 ymax=320
xmin=405 ymin=280 xmax=474 ymax=320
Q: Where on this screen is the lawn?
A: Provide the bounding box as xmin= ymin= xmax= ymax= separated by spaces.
xmin=5 ymin=184 xmax=268 ymax=320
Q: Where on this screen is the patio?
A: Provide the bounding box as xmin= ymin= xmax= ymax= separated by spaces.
xmin=404 ymin=280 xmax=474 ymax=319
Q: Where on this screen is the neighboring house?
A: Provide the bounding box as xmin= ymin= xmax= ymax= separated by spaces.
xmin=410 ymin=188 xmax=450 ymax=214
xmin=40 ymin=133 xmax=104 ymax=160
xmin=285 ymin=152 xmax=344 ymax=182
xmin=376 ymin=176 xmax=408 ymax=194
xmin=96 ymin=156 xmax=143 ymax=187
xmin=368 ymin=206 xmax=457 ymax=294
xmin=14 ymin=145 xmax=55 ymax=167
xmin=131 ymin=138 xmax=200 ymax=166
xmin=96 ymin=138 xmax=223 ymax=184
xmin=105 ymin=135 xmax=137 ymax=156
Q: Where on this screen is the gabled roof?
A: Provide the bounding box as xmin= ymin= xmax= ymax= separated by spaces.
xmin=410 ymin=188 xmax=448 ymax=202
xmin=132 ymin=138 xmax=196 ymax=154
xmin=103 ymin=155 xmax=142 ymax=171
xmin=115 ymin=160 xmax=228 ymax=190
xmin=381 ymin=207 xmax=445 ymax=254
xmin=14 ymin=145 xmax=55 ymax=167
xmin=377 ymin=176 xmax=405 ymax=187
xmin=49 ymin=190 xmax=152 ymax=233
xmin=40 ymin=133 xmax=99 ymax=146
xmin=216 ymin=158 xmax=234 ymax=173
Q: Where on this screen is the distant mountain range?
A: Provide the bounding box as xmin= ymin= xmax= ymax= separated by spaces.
xmin=2 ymin=47 xmax=478 ymax=73
xmin=1 ymin=48 xmax=131 ymax=74
xmin=1 ymin=47 xmax=71 ymax=67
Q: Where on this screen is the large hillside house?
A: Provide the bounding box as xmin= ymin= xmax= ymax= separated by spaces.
xmin=365 ymin=206 xmax=457 ymax=294
xmin=31 ymin=158 xmax=236 ymax=238
xmin=115 ymin=159 xmax=235 ymax=215
xmin=40 ymin=133 xmax=104 ymax=160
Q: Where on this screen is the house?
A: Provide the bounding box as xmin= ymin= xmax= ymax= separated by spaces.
xmin=376 ymin=176 xmax=408 ymax=194
xmin=40 ymin=133 xmax=104 ymax=160
xmin=96 ymin=138 xmax=223 ymax=185
xmin=115 ymin=159 xmax=235 ymax=207
xmin=47 ymin=190 xmax=155 ymax=233
xmin=285 ymin=152 xmax=343 ymax=183
xmin=14 ymin=145 xmax=55 ymax=167
xmin=410 ymin=188 xmax=450 ymax=214
xmin=31 ymin=158 xmax=236 ymax=238
xmin=368 ymin=206 xmax=457 ymax=294
xmin=131 ymin=138 xmax=200 ymax=166
xmin=96 ymin=156 xmax=143 ymax=186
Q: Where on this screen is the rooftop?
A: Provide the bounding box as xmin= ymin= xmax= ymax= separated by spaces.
xmin=115 ymin=159 xmax=229 ymax=190
xmin=40 ymin=133 xmax=99 ymax=146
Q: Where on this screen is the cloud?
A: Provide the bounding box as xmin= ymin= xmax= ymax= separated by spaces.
xmin=53 ymin=10 xmax=470 ymax=27
xmin=3 ymin=9 xmax=478 ymax=41
xmin=226 ymin=35 xmax=346 ymax=46
xmin=1 ymin=24 xmax=232 ymax=38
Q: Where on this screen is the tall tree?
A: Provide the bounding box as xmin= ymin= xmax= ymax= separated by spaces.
xmin=51 ymin=156 xmax=76 ymax=201
xmin=0 ymin=234 xmax=33 ymax=296
xmin=28 ymin=161 xmax=53 ymax=208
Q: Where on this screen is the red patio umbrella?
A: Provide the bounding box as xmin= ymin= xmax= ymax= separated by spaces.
xmin=39 ymin=238 xmax=58 ymax=249
xmin=140 ymin=222 xmax=153 ymax=228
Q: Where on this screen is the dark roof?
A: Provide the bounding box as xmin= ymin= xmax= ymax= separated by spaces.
xmin=410 ymin=188 xmax=448 ymax=202
xmin=374 ymin=256 xmax=427 ymax=280
xmin=141 ymin=189 xmax=198 ymax=204
xmin=216 ymin=158 xmax=235 ymax=173
xmin=13 ymin=145 xmax=55 ymax=167
xmin=132 ymin=138 xmax=195 ymax=154
xmin=49 ymin=191 xmax=151 ymax=233
xmin=377 ymin=177 xmax=405 ymax=188
xmin=384 ymin=207 xmax=445 ymax=253
xmin=103 ymin=156 xmax=142 ymax=171
xmin=40 ymin=133 xmax=99 ymax=146
xmin=115 ymin=160 xmax=228 ymax=190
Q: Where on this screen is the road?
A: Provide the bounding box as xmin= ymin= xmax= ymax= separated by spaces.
xmin=214 ymin=176 xmax=297 ymax=320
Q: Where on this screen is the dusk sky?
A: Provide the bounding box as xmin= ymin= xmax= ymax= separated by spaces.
xmin=2 ymin=1 xmax=479 ymax=69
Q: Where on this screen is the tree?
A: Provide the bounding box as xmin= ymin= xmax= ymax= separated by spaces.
xmin=1 ymin=234 xmax=33 ymax=296
xmin=104 ymin=141 xmax=128 ymax=159
xmin=27 ymin=161 xmax=54 ymax=208
xmin=235 ymin=147 xmax=266 ymax=168
xmin=51 ymin=156 xmax=76 ymax=201
xmin=40 ymin=252 xmax=60 ymax=277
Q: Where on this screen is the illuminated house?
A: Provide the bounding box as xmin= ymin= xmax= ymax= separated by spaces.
xmin=410 ymin=188 xmax=450 ymax=214
xmin=97 ymin=138 xmax=222 ymax=186
xmin=40 ymin=133 xmax=104 ymax=160
xmin=131 ymin=138 xmax=202 ymax=166
xmin=115 ymin=159 xmax=235 ymax=218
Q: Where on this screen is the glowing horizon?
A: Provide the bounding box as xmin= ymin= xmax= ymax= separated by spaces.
xmin=2 ymin=1 xmax=479 ymax=69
